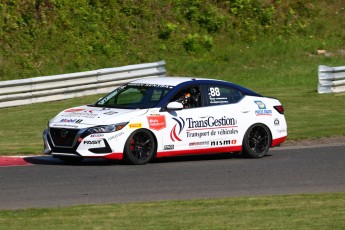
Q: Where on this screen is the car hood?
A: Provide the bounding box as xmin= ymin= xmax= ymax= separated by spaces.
xmin=49 ymin=105 xmax=148 ymax=128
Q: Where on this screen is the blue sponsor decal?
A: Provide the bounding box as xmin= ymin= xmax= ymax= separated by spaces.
xmin=254 ymin=101 xmax=272 ymax=116
xmin=254 ymin=101 xmax=266 ymax=109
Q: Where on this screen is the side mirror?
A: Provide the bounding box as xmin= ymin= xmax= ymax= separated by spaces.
xmin=166 ymin=101 xmax=183 ymax=110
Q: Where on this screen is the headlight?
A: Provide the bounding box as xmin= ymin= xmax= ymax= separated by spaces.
xmin=87 ymin=122 xmax=128 ymax=134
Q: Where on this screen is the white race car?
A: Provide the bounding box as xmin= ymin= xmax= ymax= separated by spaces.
xmin=43 ymin=77 xmax=287 ymax=164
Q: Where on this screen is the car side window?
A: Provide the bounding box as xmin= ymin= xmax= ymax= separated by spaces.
xmin=105 ymin=87 xmax=143 ymax=106
xmin=170 ymin=87 xmax=201 ymax=109
xmin=151 ymin=89 xmax=169 ymax=102
xmin=206 ymin=85 xmax=243 ymax=106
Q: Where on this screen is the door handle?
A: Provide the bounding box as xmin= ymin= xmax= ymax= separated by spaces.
xmin=241 ymin=108 xmax=250 ymax=113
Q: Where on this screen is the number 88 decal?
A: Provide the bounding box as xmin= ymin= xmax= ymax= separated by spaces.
xmin=209 ymin=87 xmax=221 ymax=97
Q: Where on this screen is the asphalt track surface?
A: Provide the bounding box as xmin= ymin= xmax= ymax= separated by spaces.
xmin=1 ymin=144 xmax=344 ymax=210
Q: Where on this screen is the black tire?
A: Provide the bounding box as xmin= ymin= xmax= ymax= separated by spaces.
xmin=242 ymin=124 xmax=271 ymax=158
xmin=124 ymin=129 xmax=156 ymax=165
xmin=56 ymin=156 xmax=83 ymax=164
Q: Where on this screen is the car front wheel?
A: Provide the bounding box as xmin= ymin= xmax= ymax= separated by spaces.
xmin=124 ymin=129 xmax=156 ymax=165
xmin=242 ymin=124 xmax=271 ymax=158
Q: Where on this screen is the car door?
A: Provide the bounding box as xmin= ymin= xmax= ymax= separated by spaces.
xmin=160 ymin=84 xmax=242 ymax=156
xmin=201 ymin=84 xmax=243 ymax=149
xmin=160 ymin=86 xmax=207 ymax=153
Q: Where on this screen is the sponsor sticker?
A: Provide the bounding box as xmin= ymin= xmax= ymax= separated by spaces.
xmin=164 ymin=145 xmax=174 ymax=150
xmin=128 ymin=83 xmax=172 ymax=89
xmin=170 ymin=116 xmax=238 ymax=142
xmin=255 ymin=110 xmax=272 ymax=116
xmin=129 ymin=123 xmax=142 ymax=129
xmin=90 ymin=134 xmax=104 ymax=138
xmin=187 ymin=131 xmax=210 ymax=138
xmin=62 ymin=113 xmax=97 ymax=118
xmin=84 ymin=140 xmax=102 ymax=145
xmin=149 ymin=110 xmax=160 ymax=115
xmin=147 ymin=115 xmax=166 ymax=131
xmin=186 ymin=116 xmax=237 ymax=129
xmin=211 ymin=139 xmax=237 ymax=146
xmin=59 ymin=119 xmax=83 ymax=123
xmin=277 ymin=128 xmax=286 ymax=133
xmin=108 ymin=132 xmax=125 ymax=141
xmin=189 ymin=141 xmax=209 ymax=147
xmin=254 ymin=101 xmax=272 ymax=116
xmin=83 ymin=140 xmax=105 ymax=148
xmin=254 ymin=101 xmax=266 ymax=109
xmin=104 ymin=111 xmax=118 ymax=115
xmin=64 ymin=108 xmax=85 ymax=112
xmin=52 ymin=124 xmax=78 ymax=128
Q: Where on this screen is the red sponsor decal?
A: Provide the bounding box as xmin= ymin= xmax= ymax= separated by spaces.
xmin=147 ymin=115 xmax=166 ymax=131
xmin=65 ymin=108 xmax=85 ymax=112
xmin=170 ymin=124 xmax=182 ymax=142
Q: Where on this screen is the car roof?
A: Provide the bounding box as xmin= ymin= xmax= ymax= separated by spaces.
xmin=130 ymin=76 xmax=261 ymax=97
xmin=130 ymin=76 xmax=210 ymax=86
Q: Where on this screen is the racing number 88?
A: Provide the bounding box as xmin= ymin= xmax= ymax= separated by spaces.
xmin=209 ymin=87 xmax=220 ymax=97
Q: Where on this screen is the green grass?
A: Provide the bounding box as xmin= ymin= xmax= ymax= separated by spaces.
xmin=0 ymin=94 xmax=101 ymax=155
xmin=0 ymin=193 xmax=344 ymax=229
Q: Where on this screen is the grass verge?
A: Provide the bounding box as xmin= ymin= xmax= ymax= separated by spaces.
xmin=0 ymin=193 xmax=344 ymax=229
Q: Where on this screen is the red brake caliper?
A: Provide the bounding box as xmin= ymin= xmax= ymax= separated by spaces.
xmin=129 ymin=138 xmax=135 ymax=151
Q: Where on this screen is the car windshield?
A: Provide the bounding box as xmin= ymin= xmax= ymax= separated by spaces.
xmin=94 ymin=83 xmax=173 ymax=109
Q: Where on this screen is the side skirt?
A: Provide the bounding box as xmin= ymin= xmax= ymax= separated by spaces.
xmin=156 ymin=146 xmax=242 ymax=158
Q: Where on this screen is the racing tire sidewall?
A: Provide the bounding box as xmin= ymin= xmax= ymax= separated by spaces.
xmin=242 ymin=123 xmax=271 ymax=158
xmin=124 ymin=129 xmax=156 ymax=165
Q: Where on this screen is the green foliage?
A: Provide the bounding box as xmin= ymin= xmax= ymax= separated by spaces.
xmin=222 ymin=0 xmax=317 ymax=41
xmin=176 ymin=1 xmax=225 ymax=33
xmin=182 ymin=34 xmax=214 ymax=53
xmin=183 ymin=34 xmax=200 ymax=52
xmin=158 ymin=22 xmax=177 ymax=40
xmin=0 ymin=0 xmax=334 ymax=80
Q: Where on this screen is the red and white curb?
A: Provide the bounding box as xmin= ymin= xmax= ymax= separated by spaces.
xmin=0 ymin=156 xmax=32 ymax=167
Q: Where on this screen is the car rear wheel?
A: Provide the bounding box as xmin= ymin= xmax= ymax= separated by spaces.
xmin=242 ymin=124 xmax=271 ymax=158
xmin=124 ymin=129 xmax=156 ymax=165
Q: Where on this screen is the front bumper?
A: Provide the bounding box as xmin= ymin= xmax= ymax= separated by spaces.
xmin=42 ymin=128 xmax=121 ymax=159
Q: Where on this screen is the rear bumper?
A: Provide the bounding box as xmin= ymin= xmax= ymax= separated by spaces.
xmin=271 ymin=136 xmax=287 ymax=147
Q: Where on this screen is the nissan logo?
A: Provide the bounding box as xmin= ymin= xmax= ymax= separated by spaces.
xmin=60 ymin=129 xmax=68 ymax=138
xmin=274 ymin=119 xmax=280 ymax=126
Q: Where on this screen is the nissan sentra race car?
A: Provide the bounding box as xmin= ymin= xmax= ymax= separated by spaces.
xmin=43 ymin=77 xmax=287 ymax=164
